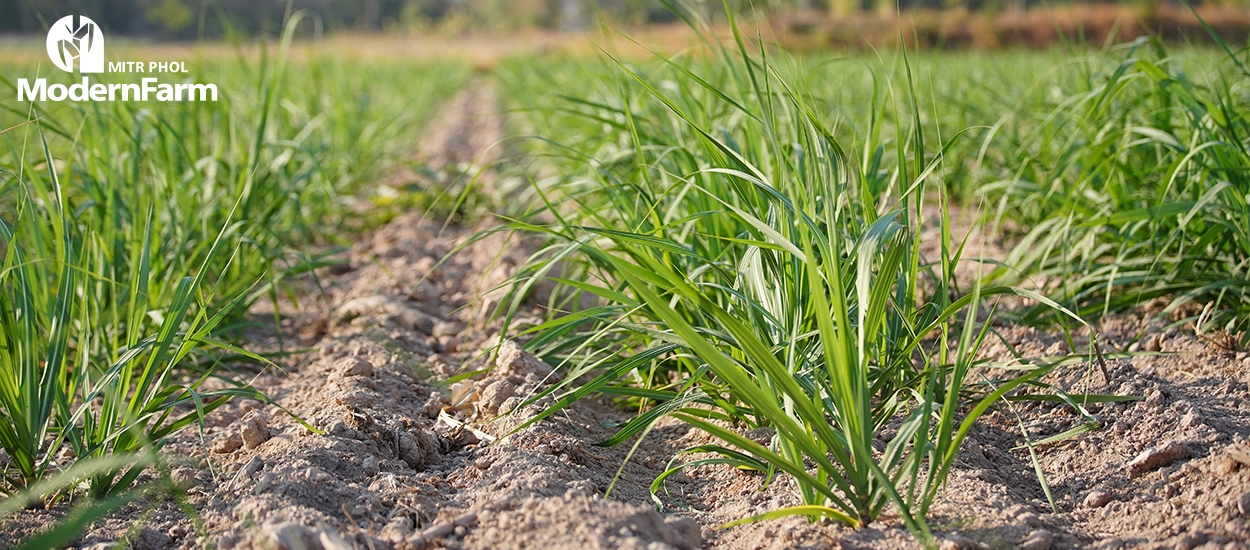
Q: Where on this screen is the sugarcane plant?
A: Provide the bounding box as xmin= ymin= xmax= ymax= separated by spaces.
xmin=494 ymin=8 xmax=1083 ymax=544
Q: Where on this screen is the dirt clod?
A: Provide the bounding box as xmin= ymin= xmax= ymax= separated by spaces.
xmin=479 ymin=380 xmax=515 ymax=415
xmin=212 ymin=433 xmax=243 ymax=454
xmin=496 ymin=339 xmax=552 ymax=378
xmin=1146 ymin=389 xmax=1167 ymax=408
xmin=1226 ymin=443 xmax=1250 ymax=466
xmin=240 ymin=411 xmax=271 ymax=449
xmin=170 ymin=467 xmax=200 ymax=490
xmin=1083 ymin=490 xmax=1112 ymax=508
xmin=1127 ymin=440 xmax=1190 ymax=477
xmin=336 ymin=356 xmax=375 ymax=378
xmin=239 ymin=456 xmax=264 ymax=479
xmin=1145 ymin=334 xmax=1163 ymax=352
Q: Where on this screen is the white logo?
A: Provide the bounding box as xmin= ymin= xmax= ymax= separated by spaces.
xmin=46 ymin=15 xmax=104 ymax=73
xmin=20 ymin=15 xmax=216 ymax=103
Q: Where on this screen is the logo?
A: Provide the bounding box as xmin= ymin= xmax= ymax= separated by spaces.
xmin=19 ymin=14 xmax=217 ymax=103
xmin=47 ymin=15 xmax=104 ymax=73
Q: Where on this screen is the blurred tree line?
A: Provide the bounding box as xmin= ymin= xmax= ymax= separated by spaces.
xmin=0 ymin=0 xmax=1242 ymax=37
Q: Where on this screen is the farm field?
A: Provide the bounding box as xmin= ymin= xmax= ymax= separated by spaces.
xmin=2 ymin=17 xmax=1250 ymax=550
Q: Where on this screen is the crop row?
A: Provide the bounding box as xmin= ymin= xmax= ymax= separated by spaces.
xmin=0 ymin=26 xmax=468 ymax=546
xmin=495 ymin=15 xmax=1246 ymax=545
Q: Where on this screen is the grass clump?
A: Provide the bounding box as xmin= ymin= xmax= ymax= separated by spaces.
xmin=0 ymin=131 xmax=271 ymax=497
xmin=977 ymin=35 xmax=1250 ymax=335
xmin=0 ymin=46 xmax=470 ymax=329
xmin=0 ymin=12 xmax=467 ymax=521
xmin=497 ymin=15 xmax=1072 ymax=541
